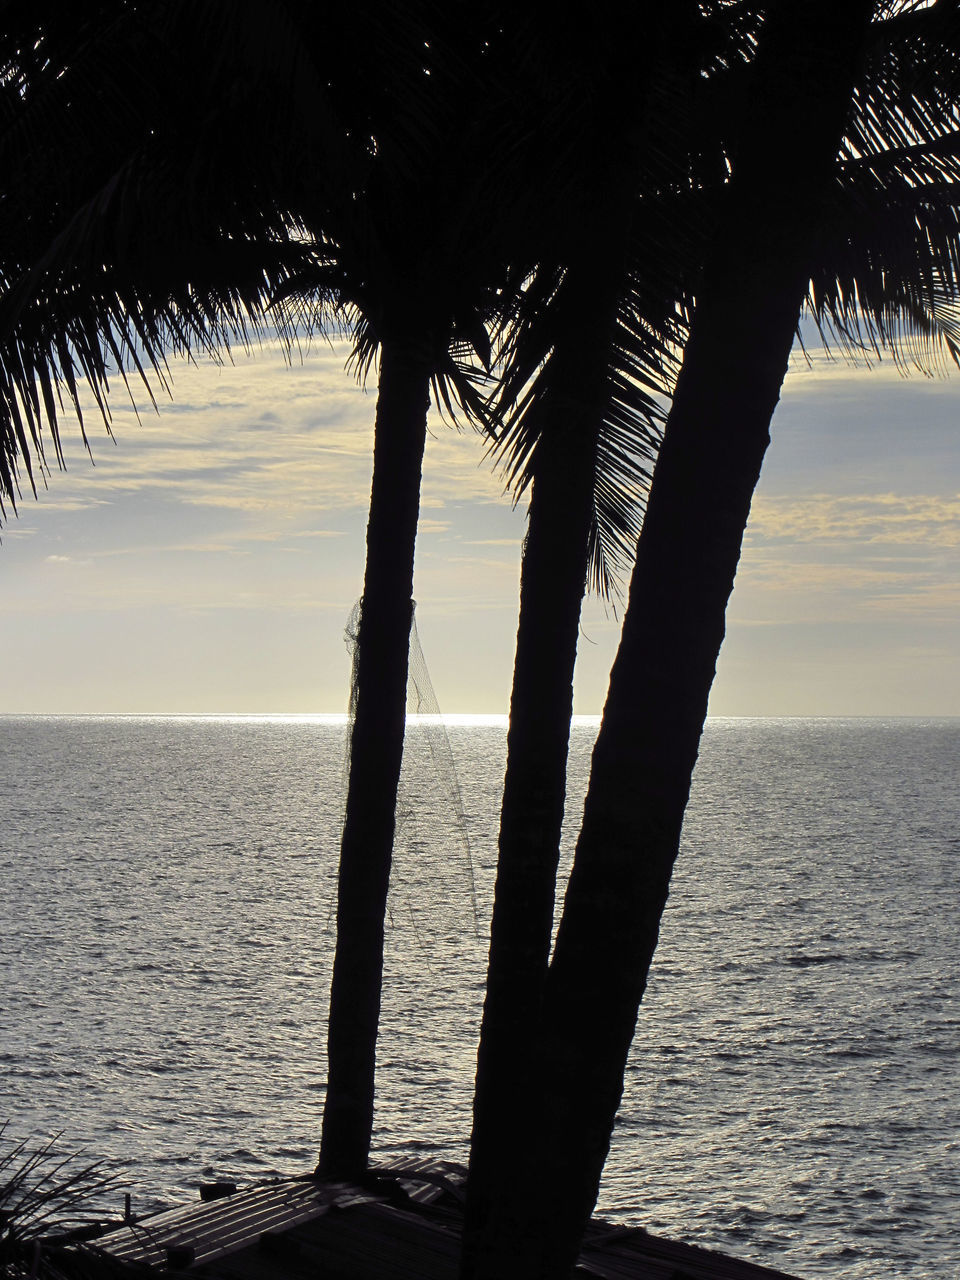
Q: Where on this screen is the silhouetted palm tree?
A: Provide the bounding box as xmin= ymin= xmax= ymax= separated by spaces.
xmin=484 ymin=3 xmax=960 ymax=1274
xmin=5 ymin=8 xmax=959 ymax=1278
xmin=308 ymin=12 xmax=546 ymax=1179
xmin=0 ymin=0 xmax=527 ymax=1182
xmin=461 ymin=9 xmax=711 ymax=1265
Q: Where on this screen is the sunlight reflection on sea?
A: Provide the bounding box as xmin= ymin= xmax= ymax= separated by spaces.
xmin=0 ymin=716 xmax=956 ymax=1280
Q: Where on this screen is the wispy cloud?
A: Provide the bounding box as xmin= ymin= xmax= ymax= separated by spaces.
xmin=733 ymin=536 xmax=960 ymax=627
xmin=44 ymin=553 xmax=93 ymax=566
xmin=37 ymin=339 xmax=507 ymax=525
xmin=6 ymin=332 xmax=959 ymax=714
xmin=748 ymin=493 xmax=960 ymax=547
xmin=785 ymin=340 xmax=960 ymax=384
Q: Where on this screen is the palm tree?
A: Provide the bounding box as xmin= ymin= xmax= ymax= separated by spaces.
xmin=461 ymin=8 xmax=794 ymax=1265
xmin=0 ymin=0 xmax=526 ymax=1183
xmin=460 ymin=9 xmax=712 ymax=1263
xmin=308 ymin=14 xmax=542 ymax=1180
xmin=7 ymin=10 xmax=958 ymax=1278
xmin=485 ymin=2 xmax=960 ymax=1274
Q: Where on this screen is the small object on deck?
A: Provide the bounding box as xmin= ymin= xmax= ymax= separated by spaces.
xmin=165 ymin=1244 xmax=195 ymax=1270
xmin=199 ymin=1183 xmax=238 ymax=1204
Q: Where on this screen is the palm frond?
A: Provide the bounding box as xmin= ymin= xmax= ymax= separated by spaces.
xmin=803 ymin=2 xmax=960 ymax=371
xmin=0 ymin=0 xmax=346 ymax=517
xmin=485 ymin=251 xmax=675 ymax=602
xmin=0 ymin=1127 xmax=116 ymax=1250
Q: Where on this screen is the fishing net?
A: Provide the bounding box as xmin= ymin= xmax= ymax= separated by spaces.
xmin=342 ymin=600 xmax=480 ymax=953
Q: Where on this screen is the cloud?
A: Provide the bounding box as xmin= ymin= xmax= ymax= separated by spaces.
xmin=45 ymin=553 xmax=92 ymax=566
xmin=34 ymin=338 xmax=508 ymax=527
xmin=7 ymin=328 xmax=958 ymax=714
xmin=732 ymin=548 xmax=960 ymax=628
xmin=415 ymin=518 xmax=452 ymax=535
xmin=729 ymin=491 xmax=960 ymax=629
xmin=785 ymin=342 xmax=960 ymax=385
xmin=288 ymin=529 xmax=347 ymax=540
xmin=464 ymin=538 xmax=523 ymax=548
xmin=747 ymin=493 xmax=960 ymax=547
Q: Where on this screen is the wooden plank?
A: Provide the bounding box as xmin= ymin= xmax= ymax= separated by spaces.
xmin=90 ymin=1164 xmax=807 ymax=1280
xmin=94 ymin=1180 xmax=375 ymax=1268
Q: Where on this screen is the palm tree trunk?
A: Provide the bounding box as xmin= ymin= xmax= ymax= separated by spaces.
xmin=462 ymin=260 xmax=629 ymax=1278
xmin=318 ymin=337 xmax=431 ymax=1182
xmin=462 ymin=414 xmax=595 ymax=1277
xmin=520 ymin=4 xmax=875 ymax=1274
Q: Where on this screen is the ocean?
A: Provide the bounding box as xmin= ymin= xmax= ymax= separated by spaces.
xmin=1 ymin=715 xmax=957 ymax=1279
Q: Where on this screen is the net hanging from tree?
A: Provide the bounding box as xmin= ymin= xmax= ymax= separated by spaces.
xmin=343 ymin=600 xmax=481 ymax=952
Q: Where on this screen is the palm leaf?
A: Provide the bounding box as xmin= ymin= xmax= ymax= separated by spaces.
xmin=0 ymin=0 xmax=347 ymax=516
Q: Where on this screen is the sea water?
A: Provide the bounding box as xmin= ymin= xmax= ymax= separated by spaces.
xmin=0 ymin=715 xmax=957 ymax=1279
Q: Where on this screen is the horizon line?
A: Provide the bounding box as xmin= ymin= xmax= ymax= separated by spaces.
xmin=3 ymin=711 xmax=959 ymax=723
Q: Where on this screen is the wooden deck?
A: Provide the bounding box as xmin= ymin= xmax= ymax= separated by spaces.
xmin=86 ymin=1158 xmax=804 ymax=1280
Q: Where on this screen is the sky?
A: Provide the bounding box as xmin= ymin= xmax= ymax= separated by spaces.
xmin=2 ymin=334 xmax=959 ymax=716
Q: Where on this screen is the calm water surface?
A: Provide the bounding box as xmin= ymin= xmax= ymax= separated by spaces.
xmin=1 ymin=715 xmax=957 ymax=1279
